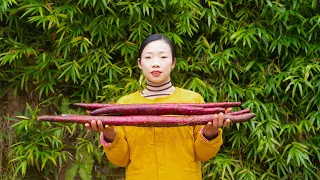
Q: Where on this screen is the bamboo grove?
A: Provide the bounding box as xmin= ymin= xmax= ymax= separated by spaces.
xmin=0 ymin=0 xmax=319 ymax=179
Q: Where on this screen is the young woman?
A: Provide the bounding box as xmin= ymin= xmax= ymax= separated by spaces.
xmin=85 ymin=34 xmax=231 ymax=180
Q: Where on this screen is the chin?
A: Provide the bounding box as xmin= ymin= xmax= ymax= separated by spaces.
xmin=149 ymin=79 xmax=164 ymax=83
xmin=147 ymin=77 xmax=167 ymax=84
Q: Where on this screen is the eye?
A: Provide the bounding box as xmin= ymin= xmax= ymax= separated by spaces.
xmin=145 ymin=56 xmax=151 ymax=59
xmin=161 ymin=56 xmax=168 ymax=59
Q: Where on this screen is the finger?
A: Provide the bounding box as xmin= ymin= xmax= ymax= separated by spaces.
xmin=206 ymin=122 xmax=212 ymax=127
xmin=225 ymin=107 xmax=233 ymax=113
xmin=90 ymin=120 xmax=98 ymax=131
xmin=212 ymin=114 xmax=218 ymax=127
xmin=224 ymin=119 xmax=231 ymax=127
xmin=218 ymin=112 xmax=224 ymax=127
xmin=84 ymin=123 xmax=92 ymax=130
xmin=97 ymin=120 xmax=104 ymax=130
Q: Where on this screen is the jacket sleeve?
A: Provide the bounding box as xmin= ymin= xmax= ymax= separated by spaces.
xmin=193 ymin=94 xmax=223 ymax=161
xmin=102 ymin=98 xmax=130 ymax=167
xmin=103 ymin=126 xmax=130 ymax=167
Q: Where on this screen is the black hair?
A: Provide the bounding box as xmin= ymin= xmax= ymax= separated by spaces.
xmin=138 ymin=34 xmax=176 ymax=61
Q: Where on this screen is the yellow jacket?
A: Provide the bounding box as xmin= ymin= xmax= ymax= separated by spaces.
xmin=103 ymin=87 xmax=223 ymax=180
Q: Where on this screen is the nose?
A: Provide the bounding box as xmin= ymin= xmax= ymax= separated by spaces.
xmin=152 ymin=57 xmax=160 ymax=68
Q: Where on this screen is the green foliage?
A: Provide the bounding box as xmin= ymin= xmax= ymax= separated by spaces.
xmin=1 ymin=0 xmax=319 ymax=179
xmin=6 ymin=103 xmax=71 ymax=179
xmin=64 ymin=148 xmax=94 ymax=180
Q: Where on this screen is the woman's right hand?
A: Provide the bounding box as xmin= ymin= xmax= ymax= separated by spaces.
xmin=85 ymin=120 xmax=116 ymax=142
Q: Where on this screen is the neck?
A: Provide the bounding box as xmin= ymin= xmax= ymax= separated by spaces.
xmin=141 ymin=77 xmax=175 ymax=98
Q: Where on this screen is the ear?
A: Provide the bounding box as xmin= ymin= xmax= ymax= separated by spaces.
xmin=138 ymin=58 xmax=142 ymax=69
xmin=171 ymin=58 xmax=176 ymax=70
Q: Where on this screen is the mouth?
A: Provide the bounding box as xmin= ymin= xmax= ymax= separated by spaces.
xmin=151 ymin=71 xmax=162 ymax=77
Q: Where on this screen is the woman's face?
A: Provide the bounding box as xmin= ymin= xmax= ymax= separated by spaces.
xmin=138 ymin=40 xmax=176 ymax=84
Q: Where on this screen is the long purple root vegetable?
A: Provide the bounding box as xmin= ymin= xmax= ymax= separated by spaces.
xmin=73 ymin=102 xmax=242 ymax=110
xmin=37 ymin=113 xmax=255 ymax=127
xmin=228 ymin=109 xmax=250 ymax=115
xmin=90 ymin=105 xmax=225 ymax=116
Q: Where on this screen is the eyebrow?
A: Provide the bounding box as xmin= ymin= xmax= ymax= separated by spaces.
xmin=145 ymin=51 xmax=168 ymax=54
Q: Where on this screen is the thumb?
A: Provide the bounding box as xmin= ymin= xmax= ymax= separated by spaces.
xmin=223 ymin=119 xmax=231 ymax=127
xmin=225 ymin=107 xmax=233 ymax=113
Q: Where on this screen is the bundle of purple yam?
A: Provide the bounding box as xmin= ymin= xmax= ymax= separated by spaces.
xmin=37 ymin=102 xmax=255 ymax=127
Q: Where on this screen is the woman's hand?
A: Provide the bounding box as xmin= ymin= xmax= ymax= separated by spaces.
xmin=202 ymin=108 xmax=232 ymax=140
xmin=85 ymin=120 xmax=116 ymax=142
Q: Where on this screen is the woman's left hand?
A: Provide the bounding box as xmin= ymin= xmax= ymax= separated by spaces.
xmin=202 ymin=108 xmax=232 ymax=140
